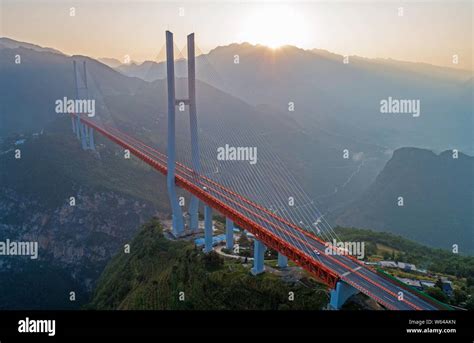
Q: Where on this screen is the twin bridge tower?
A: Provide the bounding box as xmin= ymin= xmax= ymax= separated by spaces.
xmin=71 ymin=60 xmax=95 ymax=151
xmin=165 ymin=30 xmax=234 ymax=242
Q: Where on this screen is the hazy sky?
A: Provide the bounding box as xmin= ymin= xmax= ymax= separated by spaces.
xmin=1 ymin=0 xmax=472 ymax=70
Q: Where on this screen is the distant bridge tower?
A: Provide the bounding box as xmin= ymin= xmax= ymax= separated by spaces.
xmin=72 ymin=60 xmax=95 ymax=151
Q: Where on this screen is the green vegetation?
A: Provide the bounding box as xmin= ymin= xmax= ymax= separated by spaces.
xmin=335 ymin=227 xmax=474 ymax=279
xmin=87 ymin=219 xmax=327 ymax=310
xmin=375 ymin=268 xmax=452 ymax=310
xmin=335 ymin=227 xmax=474 ymax=309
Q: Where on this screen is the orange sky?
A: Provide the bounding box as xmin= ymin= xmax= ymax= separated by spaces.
xmin=1 ymin=0 xmax=472 ymax=70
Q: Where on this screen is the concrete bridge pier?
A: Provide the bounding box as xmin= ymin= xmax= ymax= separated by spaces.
xmin=189 ymin=198 xmax=199 ymax=232
xmin=203 ymin=205 xmax=213 ymax=253
xmin=277 ymin=253 xmax=288 ymax=268
xmin=75 ymin=117 xmax=81 ymax=140
xmin=88 ymin=126 xmax=95 ymax=150
xmin=80 ymin=121 xmax=88 ymax=150
xmin=251 ymin=239 xmax=266 ymax=275
xmin=329 ymin=280 xmax=359 ymax=310
xmin=225 ymin=218 xmax=234 ymax=250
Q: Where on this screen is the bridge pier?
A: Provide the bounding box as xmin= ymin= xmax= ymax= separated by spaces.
xmin=251 ymin=239 xmax=266 ymax=275
xmin=225 ymin=218 xmax=234 ymax=250
xmin=80 ymin=121 xmax=88 ymax=150
xmin=188 ymin=197 xmax=199 ymax=232
xmin=204 ymin=205 xmax=213 ymax=253
xmin=329 ymin=281 xmax=359 ymax=310
xmin=277 ymin=253 xmax=288 ymax=268
xmin=88 ymin=126 xmax=95 ymax=150
xmin=75 ymin=116 xmax=81 ymax=140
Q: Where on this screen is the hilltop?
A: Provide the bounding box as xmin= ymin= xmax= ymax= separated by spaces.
xmin=88 ymin=218 xmax=474 ymax=310
xmin=87 ymin=218 xmax=328 ymax=310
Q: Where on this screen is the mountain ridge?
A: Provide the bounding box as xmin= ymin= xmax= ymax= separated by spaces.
xmin=335 ymin=147 xmax=474 ymax=254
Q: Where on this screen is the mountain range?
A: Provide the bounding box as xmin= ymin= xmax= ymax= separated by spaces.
xmin=117 ymin=43 xmax=473 ymax=155
xmin=0 ymin=37 xmax=472 ymax=308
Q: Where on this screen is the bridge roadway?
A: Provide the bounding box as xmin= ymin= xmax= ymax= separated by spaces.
xmin=79 ymin=116 xmax=441 ymax=311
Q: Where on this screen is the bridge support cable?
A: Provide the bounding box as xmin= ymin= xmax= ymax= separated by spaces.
xmin=187 ymin=92 xmax=339 ymax=249
xmin=193 ymin=117 xmax=329 ymax=259
xmin=191 ymin=52 xmax=341 ymax=245
xmin=199 ymin=141 xmax=343 ymax=280
xmin=204 ymin=205 xmax=213 ymax=253
xmin=194 ymin=136 xmax=311 ymax=260
xmin=251 ymin=239 xmax=266 ymax=275
xmin=329 ymin=280 xmax=359 ymax=310
xmin=183 ymin=94 xmax=319 ymax=258
xmin=165 ymin=30 xmax=185 ymax=236
xmin=187 ymin=131 xmax=316 ymax=262
xmin=277 ymin=253 xmax=288 ymax=268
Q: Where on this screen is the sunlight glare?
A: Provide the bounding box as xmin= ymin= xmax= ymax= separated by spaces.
xmin=239 ymin=5 xmax=309 ymax=49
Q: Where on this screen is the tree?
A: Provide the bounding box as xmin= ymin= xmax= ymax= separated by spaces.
xmin=465 ymin=297 xmax=474 ymax=310
xmin=466 ymin=277 xmax=474 ymax=288
xmin=453 ymin=289 xmax=467 ymax=305
xmin=425 ymin=287 xmax=448 ymax=303
xmin=238 ymin=233 xmax=250 ymax=247
xmin=203 ymin=251 xmax=223 ymax=269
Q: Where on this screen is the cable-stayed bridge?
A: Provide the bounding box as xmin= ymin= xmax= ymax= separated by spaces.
xmin=68 ymin=31 xmax=447 ymax=311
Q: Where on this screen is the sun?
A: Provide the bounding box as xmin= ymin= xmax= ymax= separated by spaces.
xmin=239 ymin=5 xmax=309 ymax=49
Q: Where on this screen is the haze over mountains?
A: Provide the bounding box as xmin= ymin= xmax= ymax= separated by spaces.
xmin=1 ymin=37 xmax=383 ymax=211
xmin=117 ymin=43 xmax=473 ymax=155
xmin=336 ymin=148 xmax=474 ymax=254
xmin=1 ymin=37 xmax=472 ymax=257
